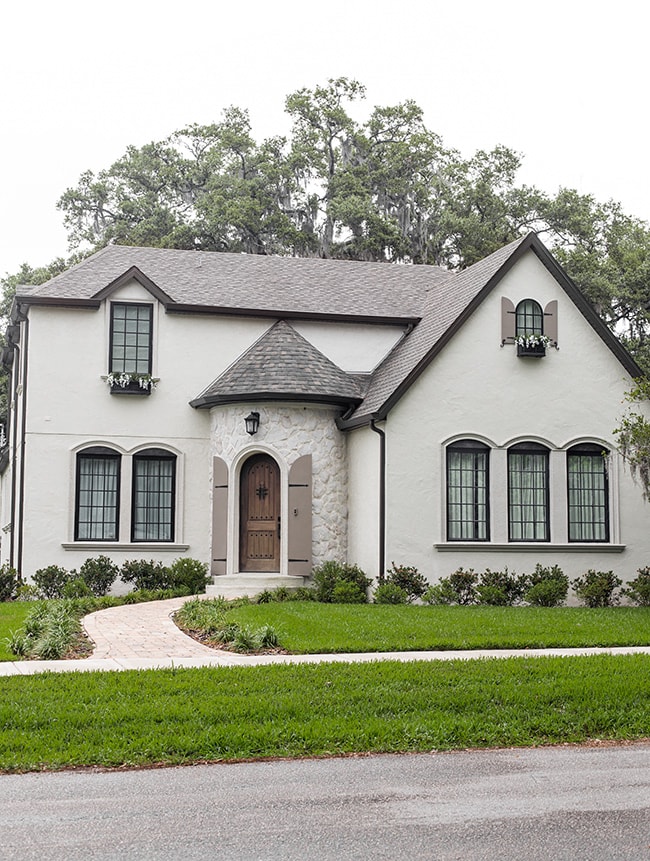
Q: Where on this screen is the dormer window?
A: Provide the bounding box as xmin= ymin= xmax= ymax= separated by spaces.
xmin=110 ymin=303 xmax=153 ymax=375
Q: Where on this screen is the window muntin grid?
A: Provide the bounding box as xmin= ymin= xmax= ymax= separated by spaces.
xmin=508 ymin=445 xmax=549 ymax=541
xmin=515 ymin=299 xmax=543 ymax=337
xmin=75 ymin=449 xmax=120 ymax=540
xmin=568 ymin=446 xmax=609 ymax=542
xmin=132 ymin=451 xmax=176 ymax=542
xmin=447 ymin=442 xmax=489 ymax=540
xmin=110 ymin=303 xmax=152 ymax=375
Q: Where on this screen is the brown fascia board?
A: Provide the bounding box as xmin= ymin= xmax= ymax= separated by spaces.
xmin=14 ymin=295 xmax=101 ymax=311
xmin=92 ymin=266 xmax=175 ymax=304
xmin=338 ymin=232 xmax=644 ymax=431
xmin=190 ymin=392 xmax=363 ymax=409
xmin=167 ymin=303 xmax=421 ymax=326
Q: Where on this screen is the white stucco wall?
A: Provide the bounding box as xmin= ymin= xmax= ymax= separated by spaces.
xmin=382 ymin=250 xmax=650 ymax=586
xmin=346 ymin=425 xmax=381 ymax=578
xmin=210 ymin=402 xmax=348 ymax=571
xmin=291 ymin=320 xmax=406 ymax=372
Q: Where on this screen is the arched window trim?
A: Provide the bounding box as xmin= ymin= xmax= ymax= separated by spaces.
xmin=567 ymin=444 xmax=610 ymax=543
xmin=74 ymin=447 xmax=121 ymax=541
xmin=515 ymin=299 xmax=544 ymax=338
xmin=446 ymin=439 xmax=490 ymax=541
xmin=508 ymin=442 xmax=550 ymax=542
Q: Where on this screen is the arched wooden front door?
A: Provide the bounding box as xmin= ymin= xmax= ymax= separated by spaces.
xmin=239 ymin=454 xmax=281 ymax=572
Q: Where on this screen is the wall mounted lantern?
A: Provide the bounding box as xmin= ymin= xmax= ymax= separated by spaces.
xmin=244 ymin=411 xmax=260 ymax=435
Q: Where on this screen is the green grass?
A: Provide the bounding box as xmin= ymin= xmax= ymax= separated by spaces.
xmin=0 ymin=603 xmax=34 ymax=660
xmin=224 ymin=603 xmax=650 ymax=652
xmin=0 ymin=654 xmax=648 ymax=772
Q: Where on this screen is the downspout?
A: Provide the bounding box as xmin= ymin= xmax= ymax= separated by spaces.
xmin=370 ymin=419 xmax=386 ymax=584
xmin=8 ymin=340 xmax=19 ymax=569
xmin=15 ymin=309 xmax=29 ymax=578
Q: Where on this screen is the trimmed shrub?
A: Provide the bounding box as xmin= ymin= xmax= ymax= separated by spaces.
xmin=374 ymin=582 xmax=409 ymax=604
xmin=32 ymin=565 xmax=71 ymax=599
xmin=0 ymin=563 xmax=20 ymax=601
xmin=168 ymin=557 xmax=210 ymax=594
xmin=312 ymin=561 xmax=371 ymax=603
xmin=422 ymin=581 xmax=457 ymax=605
xmin=121 ymin=559 xmax=171 ymax=592
xmin=423 ymin=568 xmax=478 ymax=605
xmin=524 ymin=564 xmax=568 ymax=607
xmin=384 ymin=562 xmax=428 ymax=602
xmin=572 ymin=569 xmax=623 ymax=607
xmin=62 ymin=577 xmax=93 ymax=599
xmin=78 ymin=555 xmax=119 ymax=596
xmin=622 ymin=567 xmax=650 ymax=606
xmin=331 ymin=581 xmax=368 ymax=604
xmin=477 ymin=567 xmax=528 ymax=606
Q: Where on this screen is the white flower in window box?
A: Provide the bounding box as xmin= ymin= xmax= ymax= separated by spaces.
xmin=514 ymin=334 xmax=552 ymax=357
xmin=103 ymin=373 xmax=159 ymax=394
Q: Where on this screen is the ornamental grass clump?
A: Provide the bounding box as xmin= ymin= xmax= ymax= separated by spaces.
xmin=7 ymin=600 xmax=80 ymax=659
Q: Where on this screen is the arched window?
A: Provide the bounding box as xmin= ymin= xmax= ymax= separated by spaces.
xmin=567 ymin=444 xmax=609 ymax=542
xmin=508 ymin=442 xmax=549 ymax=541
xmin=75 ymin=447 xmax=121 ymax=540
xmin=446 ymin=440 xmax=489 ymax=540
xmin=515 ymin=299 xmax=543 ymax=338
xmin=132 ymin=448 xmax=176 ymax=541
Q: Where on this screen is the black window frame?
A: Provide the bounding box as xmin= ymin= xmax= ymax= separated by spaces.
xmin=109 ymin=302 xmax=153 ymax=376
xmin=567 ymin=444 xmax=609 ymax=542
xmin=131 ymin=449 xmax=176 ymax=542
xmin=508 ymin=442 xmax=550 ymax=542
xmin=74 ymin=447 xmax=121 ymax=541
xmin=446 ymin=440 xmax=490 ymax=541
xmin=515 ymin=299 xmax=544 ymax=338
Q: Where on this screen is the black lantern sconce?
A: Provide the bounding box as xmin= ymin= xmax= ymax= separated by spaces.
xmin=244 ymin=411 xmax=260 ymax=435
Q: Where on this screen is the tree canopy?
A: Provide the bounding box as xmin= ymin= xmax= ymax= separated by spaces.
xmin=3 ymin=77 xmax=650 ymax=373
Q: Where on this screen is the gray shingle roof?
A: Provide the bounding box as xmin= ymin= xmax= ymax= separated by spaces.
xmin=347 ymin=235 xmax=531 ymax=421
xmin=191 ymin=320 xmax=367 ymax=408
xmin=22 ymin=245 xmax=456 ymax=320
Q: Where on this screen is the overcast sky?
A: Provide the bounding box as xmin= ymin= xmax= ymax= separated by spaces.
xmin=1 ymin=0 xmax=648 ymax=278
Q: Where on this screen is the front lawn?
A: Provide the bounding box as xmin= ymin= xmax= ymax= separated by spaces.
xmin=223 ymin=603 xmax=650 ymax=653
xmin=0 ymin=654 xmax=649 ymax=772
xmin=0 ymin=603 xmax=34 ymax=661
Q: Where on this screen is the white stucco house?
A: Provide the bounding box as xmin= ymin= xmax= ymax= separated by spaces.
xmin=2 ymin=232 xmax=648 ymax=594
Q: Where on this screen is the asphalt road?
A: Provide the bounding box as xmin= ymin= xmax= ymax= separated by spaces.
xmin=1 ymin=744 xmax=649 ymax=860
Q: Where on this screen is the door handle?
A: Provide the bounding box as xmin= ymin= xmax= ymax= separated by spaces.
xmin=277 ymin=516 xmax=281 ymax=539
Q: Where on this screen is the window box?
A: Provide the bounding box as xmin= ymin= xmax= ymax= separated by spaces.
xmin=104 ymin=373 xmax=158 ymax=395
xmin=514 ymin=334 xmax=552 ymax=358
xmin=517 ymin=342 xmax=546 ymax=358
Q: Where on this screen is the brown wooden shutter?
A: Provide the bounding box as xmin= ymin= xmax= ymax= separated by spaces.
xmin=501 ymin=297 xmax=515 ymax=342
xmin=544 ymin=300 xmax=558 ymax=344
xmin=211 ymin=456 xmax=229 ymax=576
xmin=288 ymin=454 xmax=312 ymax=577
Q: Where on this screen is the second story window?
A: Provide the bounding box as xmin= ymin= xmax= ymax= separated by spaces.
xmin=110 ymin=303 xmax=153 ymax=375
xmin=515 ymin=299 xmax=543 ymax=338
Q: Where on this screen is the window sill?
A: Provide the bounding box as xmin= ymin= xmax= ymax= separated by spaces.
xmin=434 ymin=543 xmax=625 ymax=553
xmin=62 ymin=542 xmax=189 ymax=552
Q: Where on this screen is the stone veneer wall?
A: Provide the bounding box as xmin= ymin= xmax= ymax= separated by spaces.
xmin=210 ymin=403 xmax=348 ymax=565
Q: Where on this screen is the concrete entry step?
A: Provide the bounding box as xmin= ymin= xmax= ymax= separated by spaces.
xmin=206 ymin=574 xmax=308 ymax=600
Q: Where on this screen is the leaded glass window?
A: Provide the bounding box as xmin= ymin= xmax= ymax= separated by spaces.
xmin=515 ymin=299 xmax=543 ymax=337
xmin=447 ymin=441 xmax=489 ymax=540
xmin=110 ymin=303 xmax=152 ymax=375
xmin=132 ymin=450 xmax=176 ymax=541
xmin=568 ymin=445 xmax=609 ymax=541
xmin=75 ymin=448 xmax=120 ymax=540
xmin=508 ymin=443 xmax=549 ymax=541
